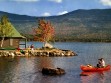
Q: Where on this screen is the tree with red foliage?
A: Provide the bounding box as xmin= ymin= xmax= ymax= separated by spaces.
xmin=33 ymin=19 xmax=54 ymax=48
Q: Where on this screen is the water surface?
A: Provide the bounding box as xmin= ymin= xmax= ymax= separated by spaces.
xmin=0 ymin=42 xmax=111 ymax=83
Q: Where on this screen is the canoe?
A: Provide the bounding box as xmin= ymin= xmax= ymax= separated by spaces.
xmin=80 ymin=65 xmax=110 ymax=72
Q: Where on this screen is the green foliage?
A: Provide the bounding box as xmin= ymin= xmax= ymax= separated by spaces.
xmin=0 ymin=46 xmax=16 ymax=50
xmin=0 ymin=15 xmax=13 ymax=37
xmin=0 ymin=15 xmax=14 ymax=47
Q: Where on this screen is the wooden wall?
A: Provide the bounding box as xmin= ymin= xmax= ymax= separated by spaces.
xmin=0 ymin=38 xmax=20 ymax=48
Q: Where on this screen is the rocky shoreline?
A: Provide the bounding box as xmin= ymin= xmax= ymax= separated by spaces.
xmin=0 ymin=48 xmax=77 ymax=57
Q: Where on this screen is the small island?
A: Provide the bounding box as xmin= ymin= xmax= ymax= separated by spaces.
xmin=0 ymin=47 xmax=77 ymax=57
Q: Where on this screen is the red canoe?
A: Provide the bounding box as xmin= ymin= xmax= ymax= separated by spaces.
xmin=80 ymin=65 xmax=110 ymax=72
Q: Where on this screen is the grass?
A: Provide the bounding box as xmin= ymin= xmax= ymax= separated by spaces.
xmin=0 ymin=46 xmax=16 ymax=50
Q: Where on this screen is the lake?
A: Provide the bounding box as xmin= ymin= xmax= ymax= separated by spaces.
xmin=0 ymin=42 xmax=111 ymax=83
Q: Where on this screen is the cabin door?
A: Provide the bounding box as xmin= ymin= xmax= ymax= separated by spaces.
xmin=10 ymin=38 xmax=13 ymax=46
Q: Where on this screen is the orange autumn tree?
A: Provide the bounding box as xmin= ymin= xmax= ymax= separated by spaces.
xmin=33 ymin=19 xmax=54 ymax=48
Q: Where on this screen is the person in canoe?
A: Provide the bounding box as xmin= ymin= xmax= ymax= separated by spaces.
xmin=100 ymin=58 xmax=106 ymax=67
xmin=97 ymin=58 xmax=106 ymax=68
xmin=97 ymin=59 xmax=101 ymax=68
xmin=81 ymin=58 xmax=110 ymax=72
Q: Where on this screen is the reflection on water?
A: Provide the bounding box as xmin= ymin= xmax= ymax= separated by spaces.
xmin=37 ymin=57 xmax=54 ymax=68
xmin=0 ymin=42 xmax=111 ymax=83
xmin=80 ymin=71 xmax=106 ymax=83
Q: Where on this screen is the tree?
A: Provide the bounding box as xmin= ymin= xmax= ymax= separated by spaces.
xmin=33 ymin=19 xmax=55 ymax=48
xmin=0 ymin=15 xmax=13 ymax=47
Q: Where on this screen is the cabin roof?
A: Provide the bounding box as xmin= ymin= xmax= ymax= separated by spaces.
xmin=10 ymin=25 xmax=25 ymax=38
xmin=1 ymin=23 xmax=26 ymax=39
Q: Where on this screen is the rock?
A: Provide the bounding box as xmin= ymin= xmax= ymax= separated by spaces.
xmin=42 ymin=67 xmax=65 ymax=75
xmin=44 ymin=42 xmax=53 ymax=48
xmin=10 ymin=52 xmax=15 ymax=57
xmin=15 ymin=51 xmax=22 ymax=56
xmin=0 ymin=48 xmax=77 ymax=57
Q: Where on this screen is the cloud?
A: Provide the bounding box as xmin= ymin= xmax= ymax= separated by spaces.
xmin=58 ymin=11 xmax=68 ymax=15
xmin=9 ymin=0 xmax=39 ymax=2
xmin=42 ymin=12 xmax=51 ymax=16
xmin=48 ymin=0 xmax=63 ymax=3
xmin=100 ymin=0 xmax=111 ymax=6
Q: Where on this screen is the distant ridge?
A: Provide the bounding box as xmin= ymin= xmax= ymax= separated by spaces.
xmin=0 ymin=9 xmax=111 ymax=42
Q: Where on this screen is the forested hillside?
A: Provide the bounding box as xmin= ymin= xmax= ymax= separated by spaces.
xmin=0 ymin=9 xmax=111 ymax=42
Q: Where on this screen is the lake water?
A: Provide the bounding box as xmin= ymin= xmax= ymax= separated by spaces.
xmin=0 ymin=42 xmax=111 ymax=83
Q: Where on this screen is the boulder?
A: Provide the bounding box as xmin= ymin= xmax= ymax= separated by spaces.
xmin=44 ymin=42 xmax=53 ymax=48
xmin=42 ymin=67 xmax=65 ymax=75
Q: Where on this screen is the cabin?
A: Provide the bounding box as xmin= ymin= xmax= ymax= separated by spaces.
xmin=0 ymin=25 xmax=26 ymax=49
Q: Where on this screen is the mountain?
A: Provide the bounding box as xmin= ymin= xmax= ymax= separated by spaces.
xmin=0 ymin=9 xmax=111 ymax=42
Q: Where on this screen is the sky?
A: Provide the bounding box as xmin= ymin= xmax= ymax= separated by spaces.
xmin=0 ymin=0 xmax=111 ymax=16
